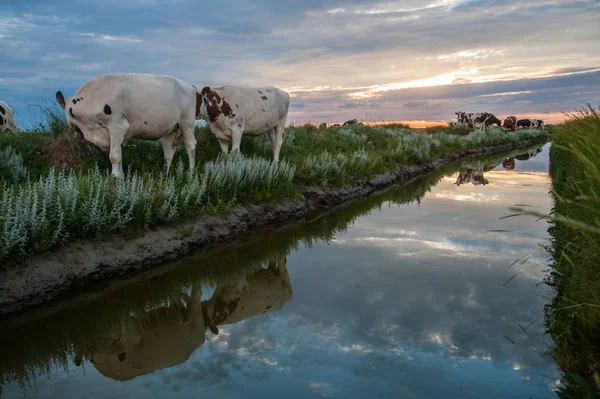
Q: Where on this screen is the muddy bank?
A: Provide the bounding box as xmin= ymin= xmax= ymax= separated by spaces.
xmin=0 ymin=138 xmax=546 ymax=317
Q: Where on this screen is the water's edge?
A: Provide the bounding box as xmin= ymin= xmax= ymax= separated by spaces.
xmin=0 ymin=138 xmax=546 ymax=317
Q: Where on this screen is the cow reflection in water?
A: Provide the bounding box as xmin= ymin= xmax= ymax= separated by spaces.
xmin=455 ymin=165 xmax=496 ymax=186
xmin=73 ymin=255 xmax=291 ymax=381
xmin=203 ymin=255 xmax=292 ymax=333
xmin=501 ymin=147 xmax=542 ymax=171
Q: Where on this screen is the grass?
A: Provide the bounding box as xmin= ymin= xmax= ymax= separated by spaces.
xmin=0 ymin=104 xmax=548 ymax=267
xmin=534 ymin=105 xmax=600 ymax=397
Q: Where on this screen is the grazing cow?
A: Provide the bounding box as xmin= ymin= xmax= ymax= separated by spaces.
xmin=73 ymin=283 xmax=216 ymax=381
xmin=55 ymin=73 xmax=198 ymax=178
xmin=503 ymin=116 xmax=517 ymax=131
xmin=343 ymin=118 xmax=358 ymax=126
xmin=196 ymin=85 xmax=290 ymax=162
xmin=516 ymin=119 xmax=544 ymax=130
xmin=0 ymin=100 xmax=18 ymax=134
xmin=478 ymin=112 xmax=502 ymax=127
xmin=203 ymin=254 xmax=292 ymax=333
xmin=455 ymin=111 xmax=501 ymax=130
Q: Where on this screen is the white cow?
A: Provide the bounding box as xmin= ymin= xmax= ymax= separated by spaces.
xmin=196 ymin=85 xmax=290 ymax=162
xmin=55 ymin=73 xmax=199 ymax=177
xmin=0 ymin=100 xmax=18 ymax=134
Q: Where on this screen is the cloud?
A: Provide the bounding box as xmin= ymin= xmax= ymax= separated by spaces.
xmin=78 ymin=33 xmax=143 ymax=43
xmin=0 ymin=0 xmax=598 ymax=128
xmin=403 ymin=100 xmax=428 ymax=107
xmin=338 ymin=103 xmax=363 ymax=109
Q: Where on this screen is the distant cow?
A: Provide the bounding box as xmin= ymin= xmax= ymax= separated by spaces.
xmin=516 ymin=119 xmax=544 ymax=130
xmin=56 ymin=73 xmax=199 ymax=177
xmin=455 ymin=111 xmax=501 ymax=130
xmin=319 ymin=122 xmax=327 ymax=129
xmin=343 ymin=118 xmax=358 ymax=126
xmin=0 ymin=100 xmax=18 ymax=134
xmin=503 ymin=116 xmax=517 ymax=131
xmin=196 ymin=85 xmax=290 ymax=162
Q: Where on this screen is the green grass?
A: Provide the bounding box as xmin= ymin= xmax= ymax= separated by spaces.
xmin=538 ymin=105 xmax=600 ymax=397
xmin=0 ymin=105 xmax=548 ymax=267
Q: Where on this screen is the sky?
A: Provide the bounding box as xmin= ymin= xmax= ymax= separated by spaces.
xmin=0 ymin=0 xmax=599 ymax=128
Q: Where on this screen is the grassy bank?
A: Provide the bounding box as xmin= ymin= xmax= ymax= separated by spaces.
xmin=542 ymin=106 xmax=600 ymax=397
xmin=0 ymin=107 xmax=548 ymax=267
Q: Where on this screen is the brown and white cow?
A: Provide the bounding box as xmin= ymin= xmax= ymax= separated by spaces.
xmin=0 ymin=100 xmax=18 ymax=134
xmin=196 ymin=85 xmax=290 ymax=162
xmin=56 ymin=73 xmax=199 ymax=177
xmin=203 ymin=254 xmax=292 ymax=334
xmin=503 ymin=116 xmax=517 ymax=131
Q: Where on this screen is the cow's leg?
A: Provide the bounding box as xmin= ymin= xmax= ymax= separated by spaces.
xmin=218 ymin=139 xmax=229 ymax=156
xmin=180 ymin=122 xmax=196 ymax=172
xmin=108 ymin=126 xmax=126 ymax=178
xmin=162 ymin=132 xmax=177 ymax=176
xmin=231 ymin=125 xmax=243 ymax=155
xmin=272 ymin=122 xmax=286 ymax=163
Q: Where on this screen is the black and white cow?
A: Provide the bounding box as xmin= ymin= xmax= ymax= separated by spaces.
xmin=516 ymin=119 xmax=544 ymax=130
xmin=455 ymin=111 xmax=502 ymax=131
xmin=196 ymin=85 xmax=290 ymax=162
xmin=0 ymin=100 xmax=18 ymax=134
xmin=343 ymin=118 xmax=358 ymax=126
xmin=56 ymin=73 xmax=199 ymax=177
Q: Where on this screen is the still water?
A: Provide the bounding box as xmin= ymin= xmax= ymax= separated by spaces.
xmin=1 ymin=142 xmax=559 ymax=399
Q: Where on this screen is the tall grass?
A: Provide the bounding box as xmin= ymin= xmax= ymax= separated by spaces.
xmin=0 ymin=146 xmax=29 ymax=183
xmin=0 ymin=154 xmax=296 ymax=266
xmin=533 ymin=105 xmax=600 ymax=397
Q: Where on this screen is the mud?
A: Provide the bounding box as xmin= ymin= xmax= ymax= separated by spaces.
xmin=0 ymin=139 xmax=545 ymax=317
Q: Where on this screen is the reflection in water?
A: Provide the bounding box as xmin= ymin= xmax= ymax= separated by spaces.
xmin=502 ymin=147 xmax=543 ymax=171
xmin=205 ymin=255 xmax=292 ymax=331
xmin=71 ymin=255 xmax=291 ymax=382
xmin=0 ymin=142 xmax=557 ymax=398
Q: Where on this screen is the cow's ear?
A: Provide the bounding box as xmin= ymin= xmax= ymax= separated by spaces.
xmin=56 ymin=91 xmax=66 ymax=109
xmin=201 ymin=86 xmax=211 ymax=97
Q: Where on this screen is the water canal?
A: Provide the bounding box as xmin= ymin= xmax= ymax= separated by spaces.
xmin=0 ymin=142 xmax=560 ymax=399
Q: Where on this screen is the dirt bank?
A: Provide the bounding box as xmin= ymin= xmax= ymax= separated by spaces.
xmin=0 ymin=139 xmax=546 ymax=317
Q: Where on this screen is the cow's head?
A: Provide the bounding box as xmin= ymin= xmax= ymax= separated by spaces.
xmin=195 ymin=86 xmax=211 ymax=120
xmin=55 ymin=91 xmax=84 ymax=139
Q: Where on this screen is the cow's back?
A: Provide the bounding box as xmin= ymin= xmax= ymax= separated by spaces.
xmin=70 ymin=74 xmax=196 ymax=139
xmin=214 ymin=85 xmax=289 ymax=133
